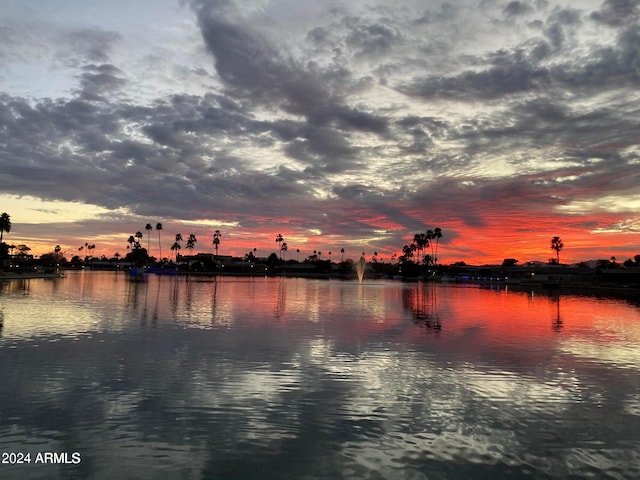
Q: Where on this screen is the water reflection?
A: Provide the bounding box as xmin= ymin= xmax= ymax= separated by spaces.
xmin=403 ymin=283 xmax=442 ymax=331
xmin=551 ymin=294 xmax=563 ymax=332
xmin=0 ymin=272 xmax=639 ymax=479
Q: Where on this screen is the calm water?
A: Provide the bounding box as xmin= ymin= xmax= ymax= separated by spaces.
xmin=0 ymin=272 xmax=639 ymax=480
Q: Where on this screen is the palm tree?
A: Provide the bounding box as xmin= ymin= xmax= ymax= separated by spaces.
xmin=414 ymin=232 xmax=429 ymax=265
xmin=275 ymin=234 xmax=284 ymax=259
xmin=281 ymin=242 xmax=288 ymax=260
xmin=156 ymin=223 xmax=163 ymax=261
xmin=186 ymin=234 xmax=197 ymax=254
xmin=0 ymin=212 xmax=11 ymax=266
xmin=551 ymin=236 xmax=564 ymax=264
xmin=432 ymin=227 xmax=443 ymax=264
xmin=171 ymin=234 xmax=183 ymax=262
xmin=402 ymin=244 xmax=414 ymax=263
xmin=213 ymin=230 xmax=222 ymax=256
xmin=171 ymin=234 xmax=182 ymax=261
xmin=425 ymin=230 xmax=434 ymax=264
xmin=135 ymin=231 xmax=143 ymax=248
xmin=145 ymin=223 xmax=153 ymax=254
xmin=0 ymin=212 xmax=11 ymax=246
xmin=340 ymin=247 xmax=345 ymax=262
xmin=170 ymin=241 xmax=181 ymax=261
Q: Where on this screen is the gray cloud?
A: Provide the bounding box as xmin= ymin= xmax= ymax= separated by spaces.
xmin=504 ymin=1 xmax=534 ymax=17
xmin=590 ymin=0 xmax=640 ymax=26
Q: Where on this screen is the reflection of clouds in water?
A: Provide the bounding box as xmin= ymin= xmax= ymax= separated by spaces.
xmin=460 ymin=367 xmax=578 ymax=414
xmin=559 ymin=339 xmax=640 ymax=370
xmin=623 ymin=394 xmax=640 ymax=416
xmin=299 ymin=340 xmax=640 ymax=478
xmin=2 ymin=275 xmax=640 ymax=478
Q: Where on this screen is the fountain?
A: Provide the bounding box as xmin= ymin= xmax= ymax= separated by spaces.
xmin=356 ymin=256 xmax=366 ymax=283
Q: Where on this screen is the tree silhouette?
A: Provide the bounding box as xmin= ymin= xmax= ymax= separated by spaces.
xmin=414 ymin=233 xmax=428 ymax=264
xmin=275 ymin=234 xmax=284 ymax=259
xmin=0 ymin=212 xmax=11 ymax=266
xmin=170 ymin=242 xmax=181 ymax=261
xmin=145 ymin=223 xmax=153 ymax=254
xmin=0 ymin=212 xmax=11 ymax=246
xmin=156 ymin=223 xmax=163 ymax=260
xmin=433 ymin=227 xmax=443 ymax=264
xmin=551 ymin=236 xmax=564 ymax=264
xmin=401 ymin=244 xmax=414 ymax=263
xmin=186 ymin=234 xmax=197 ymax=254
xmin=213 ymin=230 xmax=222 ymax=256
xmin=171 ymin=234 xmax=183 ymax=262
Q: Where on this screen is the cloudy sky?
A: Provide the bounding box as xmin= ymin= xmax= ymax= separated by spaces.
xmin=1 ymin=0 xmax=639 ymax=264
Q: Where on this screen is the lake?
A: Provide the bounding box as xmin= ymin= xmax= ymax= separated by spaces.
xmin=0 ymin=271 xmax=639 ymax=479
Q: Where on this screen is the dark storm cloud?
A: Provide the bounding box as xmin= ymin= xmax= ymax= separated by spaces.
xmin=189 ymin=0 xmax=388 ymax=173
xmin=400 ymin=48 xmax=551 ymax=100
xmin=394 ymin=116 xmax=450 ymax=155
xmin=0 ymin=88 xmax=308 ymax=220
xmin=401 ymin=15 xmax=640 ymax=102
xmin=344 ymin=18 xmax=401 ymax=57
xmin=590 ymin=0 xmax=640 ymax=26
xmin=76 ymin=64 xmax=127 ymax=101
xmin=504 ymin=1 xmax=533 ymax=17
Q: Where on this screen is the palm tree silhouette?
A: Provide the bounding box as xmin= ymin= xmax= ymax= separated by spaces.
xmin=213 ymin=230 xmax=222 ymax=256
xmin=0 ymin=212 xmax=11 ymax=246
xmin=551 ymin=236 xmax=563 ymax=264
xmin=170 ymin=242 xmax=181 ymax=261
xmin=171 ymin=234 xmax=182 ymax=262
xmin=145 ymin=223 xmax=153 ymax=254
xmin=275 ymin=234 xmax=284 ymax=259
xmin=433 ymin=227 xmax=442 ymax=264
xmin=402 ymin=244 xmax=414 ymax=263
xmin=414 ymin=232 xmax=428 ymax=265
xmin=0 ymin=212 xmax=11 ymax=266
xmin=186 ymin=234 xmax=197 ymax=254
xmin=156 ymin=223 xmax=163 ymax=261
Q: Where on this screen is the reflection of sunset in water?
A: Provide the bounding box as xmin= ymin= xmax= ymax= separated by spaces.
xmin=2 ymin=273 xmax=640 ymax=345
xmin=1 ymin=272 xmax=639 ymax=479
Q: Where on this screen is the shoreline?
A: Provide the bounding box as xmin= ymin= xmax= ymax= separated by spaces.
xmin=0 ymin=272 xmax=64 ymax=280
xmin=1 ymin=270 xmax=638 ymax=302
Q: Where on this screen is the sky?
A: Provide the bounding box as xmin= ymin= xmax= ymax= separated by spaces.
xmin=1 ymin=0 xmax=639 ymax=265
